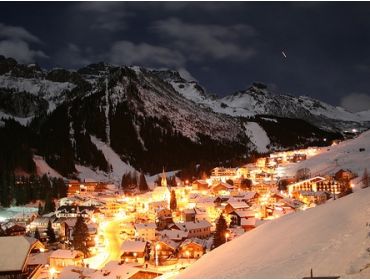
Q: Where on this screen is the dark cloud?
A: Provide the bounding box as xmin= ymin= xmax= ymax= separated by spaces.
xmin=108 ymin=40 xmax=185 ymax=68
xmin=76 ymin=2 xmax=132 ymax=31
xmin=0 ymin=2 xmax=369 ymax=108
xmin=153 ymin=18 xmax=256 ymax=62
xmin=341 ymin=93 xmax=370 ymax=113
xmin=0 ymin=22 xmax=47 ymax=63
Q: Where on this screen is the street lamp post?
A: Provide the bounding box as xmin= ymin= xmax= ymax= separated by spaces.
xmin=155 ymin=243 xmax=161 ymax=267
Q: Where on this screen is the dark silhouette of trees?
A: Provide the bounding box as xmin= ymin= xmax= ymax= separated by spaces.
xmin=170 ymin=190 xmax=177 ymax=211
xmin=213 ymin=214 xmax=228 ymax=248
xmin=72 ymin=215 xmax=89 ymax=256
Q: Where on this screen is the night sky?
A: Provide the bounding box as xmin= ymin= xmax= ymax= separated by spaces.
xmin=0 ymin=1 xmax=370 ymax=112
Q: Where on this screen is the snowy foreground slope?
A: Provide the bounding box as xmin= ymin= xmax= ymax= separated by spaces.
xmin=178 ymin=187 xmax=370 ymax=279
xmin=282 ymin=130 xmax=370 ymax=177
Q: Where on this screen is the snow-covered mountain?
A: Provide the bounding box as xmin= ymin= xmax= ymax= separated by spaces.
xmin=167 ymin=76 xmax=370 ymax=132
xmin=0 ymin=56 xmax=349 ymax=180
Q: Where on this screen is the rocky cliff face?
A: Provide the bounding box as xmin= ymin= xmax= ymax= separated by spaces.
xmin=0 ymin=56 xmax=344 ymax=178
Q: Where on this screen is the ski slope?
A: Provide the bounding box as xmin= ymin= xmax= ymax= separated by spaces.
xmin=178 ymin=187 xmax=370 ymax=279
xmin=281 ymin=130 xmax=370 ymax=178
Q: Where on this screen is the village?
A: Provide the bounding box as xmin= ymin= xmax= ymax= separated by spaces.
xmin=0 ymin=144 xmax=358 ymax=279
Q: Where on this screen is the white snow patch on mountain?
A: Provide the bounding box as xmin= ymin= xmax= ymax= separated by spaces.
xmin=33 ymin=155 xmax=63 ymax=178
xmin=244 ymin=122 xmax=270 ymax=153
xmin=0 ymin=75 xmax=75 ymax=113
xmin=179 ymin=187 xmax=370 ymax=279
xmin=90 ymin=135 xmax=136 ymax=184
xmin=74 ymin=164 xmax=111 ymax=183
xmin=0 ymin=111 xmax=33 ymax=126
xmin=281 ymin=130 xmax=370 ymax=178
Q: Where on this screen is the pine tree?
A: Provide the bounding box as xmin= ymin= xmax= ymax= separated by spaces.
xmin=362 ymin=168 xmax=369 ymax=189
xmin=43 ymin=195 xmax=56 ymax=214
xmin=38 ymin=202 xmax=43 ymax=216
xmin=213 ymin=214 xmax=228 ymax=248
xmin=131 ymin=172 xmax=137 ymax=188
xmin=170 ymin=189 xmax=177 ymax=211
xmin=72 ymin=215 xmax=89 ymax=256
xmin=34 ymin=227 xmax=41 ymax=240
xmin=46 ymin=220 xmax=56 ymax=243
xmin=138 ymin=172 xmax=149 ymax=192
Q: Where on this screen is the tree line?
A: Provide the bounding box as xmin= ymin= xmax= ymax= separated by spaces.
xmin=0 ymin=173 xmax=67 ymax=208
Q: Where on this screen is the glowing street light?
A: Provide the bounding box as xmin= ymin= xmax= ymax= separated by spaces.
xmin=49 ymin=267 xmax=56 ymax=279
xmin=186 ymin=250 xmax=190 ymax=261
xmin=225 ymin=232 xmax=230 ymax=242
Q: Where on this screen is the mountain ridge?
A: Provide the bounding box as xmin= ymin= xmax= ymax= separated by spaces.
xmin=0 ymin=56 xmax=356 ymax=180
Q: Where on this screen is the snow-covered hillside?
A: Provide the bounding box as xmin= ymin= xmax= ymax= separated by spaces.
xmin=244 ymin=122 xmax=270 ymax=153
xmin=90 ymin=135 xmax=136 ymax=183
xmin=281 ymin=130 xmax=370 ymax=178
xmin=178 ymin=187 xmax=370 ymax=278
xmin=33 ymin=155 xmax=63 ymax=178
xmin=0 ymin=75 xmax=75 ymax=114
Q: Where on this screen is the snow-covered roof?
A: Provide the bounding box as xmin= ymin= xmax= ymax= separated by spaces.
xmin=59 ymin=265 xmax=96 ymax=279
xmin=90 ymin=261 xmax=140 ymax=279
xmin=175 ymin=220 xmax=212 ymax=231
xmin=227 ymin=201 xmax=249 ymax=209
xmin=121 ymin=240 xmax=147 ymax=253
xmin=134 ymin=223 xmax=157 ymax=230
xmin=0 ymin=236 xmax=43 ymax=272
xmin=160 ymin=229 xmax=188 ymax=240
xmin=233 ymin=210 xmax=255 ymax=218
xmin=213 ymin=182 xmax=234 ymax=189
xmin=50 ymin=249 xmax=83 ymax=259
xmin=241 ymin=217 xmax=256 ymax=226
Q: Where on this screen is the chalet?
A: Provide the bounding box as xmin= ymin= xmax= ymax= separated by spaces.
xmin=182 ymin=209 xmax=196 ymax=222
xmin=0 ymin=236 xmax=45 ymax=278
xmin=160 ymin=229 xmax=188 ymax=242
xmin=192 ymin=180 xmax=209 ymax=191
xmin=134 ymin=223 xmax=157 ymax=241
xmin=49 ymin=249 xmax=84 ymax=269
xmin=229 ymin=210 xmax=255 ymax=226
xmin=178 ymin=239 xmax=205 ymax=259
xmin=211 ymin=182 xmax=234 ymax=194
xmin=1 ymin=222 xmax=26 ymax=236
xmin=194 ymin=207 xmax=209 ymax=222
xmin=213 ymin=196 xmax=230 ymax=207
xmin=151 ymin=240 xmax=178 ymax=262
xmin=294 ymin=191 xmax=328 ymax=205
xmin=240 ymin=191 xmax=259 ymax=204
xmin=156 ymin=208 xmax=173 ymax=230
xmin=224 ymin=201 xmax=249 ymax=214
xmin=172 ymin=220 xmax=212 ymax=239
xmin=241 ymin=217 xmax=256 ymax=231
xmin=335 ymin=169 xmax=356 ymax=181
xmin=120 ymin=240 xmax=148 ymax=264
